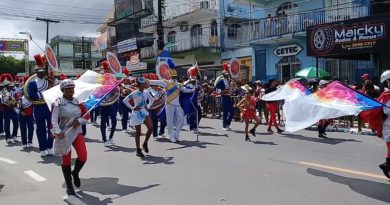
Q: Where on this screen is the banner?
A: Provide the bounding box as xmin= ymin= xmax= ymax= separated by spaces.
xmin=307 ymin=13 xmax=390 ymax=57
xmin=0 ymin=40 xmax=25 ymax=52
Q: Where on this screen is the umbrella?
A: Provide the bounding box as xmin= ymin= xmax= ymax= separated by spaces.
xmin=295 ymin=67 xmax=330 ymax=78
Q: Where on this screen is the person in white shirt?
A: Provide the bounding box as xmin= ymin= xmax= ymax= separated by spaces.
xmin=123 ymin=77 xmax=154 ymax=158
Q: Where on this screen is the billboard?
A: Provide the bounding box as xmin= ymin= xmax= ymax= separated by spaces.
xmin=118 ymin=38 xmax=137 ymax=53
xmin=307 ymin=14 xmax=390 ymax=57
xmin=0 ymin=40 xmax=25 ymax=52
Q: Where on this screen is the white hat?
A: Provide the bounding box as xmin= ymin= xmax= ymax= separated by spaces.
xmin=2 ymin=79 xmax=11 ymax=86
xmin=319 ymin=80 xmax=329 ymax=87
xmin=60 ymin=79 xmax=75 ymax=90
xmin=381 ymin=70 xmax=390 ymax=83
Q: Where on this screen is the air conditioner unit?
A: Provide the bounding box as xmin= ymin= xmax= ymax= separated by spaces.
xmin=180 ymin=24 xmax=188 ymax=32
xmin=200 ymin=1 xmax=209 ymax=9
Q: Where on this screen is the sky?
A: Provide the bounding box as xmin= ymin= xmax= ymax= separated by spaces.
xmin=0 ymin=0 xmax=114 ymax=59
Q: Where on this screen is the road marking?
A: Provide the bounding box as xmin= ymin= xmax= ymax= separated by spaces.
xmin=24 ymin=170 xmax=47 ymax=182
xmin=298 ymin=161 xmax=387 ymax=180
xmin=0 ymin=157 xmax=17 ymax=164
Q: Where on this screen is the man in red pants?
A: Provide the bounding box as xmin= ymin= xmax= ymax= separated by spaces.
xmin=264 ymin=79 xmax=283 ymax=134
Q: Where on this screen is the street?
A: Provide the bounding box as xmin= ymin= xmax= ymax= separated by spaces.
xmin=0 ymin=118 xmax=389 ymax=205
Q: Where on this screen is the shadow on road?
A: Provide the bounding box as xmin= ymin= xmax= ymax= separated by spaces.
xmin=37 ymin=156 xmax=73 ymax=166
xmin=252 ymin=141 xmax=277 ymax=145
xmin=104 ymin=145 xmax=137 ymax=154
xmin=64 ymin=177 xmax=159 ymax=205
xmin=5 ymin=141 xmax=23 ymax=147
xmin=84 ymin=138 xmax=102 ymax=144
xmin=20 ymin=146 xmax=40 ymax=153
xmin=198 ymin=131 xmax=228 ymax=137
xmin=231 ymin=130 xmax=274 ymax=136
xmin=282 ymin=134 xmax=361 ymax=145
xmin=198 ymin=126 xmax=215 ymax=130
xmin=307 ymin=168 xmax=390 ymax=203
xmin=0 ymin=184 xmax=4 ymax=192
xmin=142 ymin=155 xmax=174 ymax=165
xmin=167 ymin=140 xmax=222 ymax=151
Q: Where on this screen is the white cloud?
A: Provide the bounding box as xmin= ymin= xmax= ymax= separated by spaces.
xmin=0 ymin=0 xmax=114 ymax=59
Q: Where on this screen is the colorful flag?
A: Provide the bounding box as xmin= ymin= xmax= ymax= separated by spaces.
xmin=262 ymin=79 xmax=384 ymax=132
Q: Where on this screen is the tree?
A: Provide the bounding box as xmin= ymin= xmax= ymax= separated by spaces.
xmin=0 ymin=55 xmax=25 ymax=75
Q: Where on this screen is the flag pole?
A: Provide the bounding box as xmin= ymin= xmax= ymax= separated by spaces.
xmin=64 ymin=77 xmax=126 ymax=135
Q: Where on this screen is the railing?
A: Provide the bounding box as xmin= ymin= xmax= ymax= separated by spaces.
xmin=165 ymin=0 xmax=217 ymax=20
xmin=141 ymin=34 xmax=219 ymax=59
xmin=238 ymin=4 xmax=369 ymax=43
xmin=141 ymin=15 xmax=157 ymax=29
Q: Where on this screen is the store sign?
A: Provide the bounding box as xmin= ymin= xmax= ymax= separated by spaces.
xmin=118 ymin=38 xmax=137 ymax=53
xmin=126 ymin=61 xmax=147 ymax=71
xmin=273 ymin=44 xmax=302 ymax=57
xmin=0 ymin=40 xmax=25 ymax=52
xmin=307 ymin=14 xmax=390 ymax=57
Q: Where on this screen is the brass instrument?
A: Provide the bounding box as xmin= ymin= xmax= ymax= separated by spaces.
xmin=100 ymin=73 xmax=121 ymax=107
xmin=23 ymin=74 xmax=47 ymax=105
xmin=2 ymin=89 xmax=17 ymax=107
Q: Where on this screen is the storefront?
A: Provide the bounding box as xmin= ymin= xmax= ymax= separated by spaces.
xmin=307 ymin=12 xmax=390 ymax=83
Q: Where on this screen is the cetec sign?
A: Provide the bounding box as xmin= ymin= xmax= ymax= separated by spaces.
xmin=273 ymin=44 xmax=303 ymax=57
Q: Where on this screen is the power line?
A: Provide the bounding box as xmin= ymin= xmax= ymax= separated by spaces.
xmin=0 ymin=0 xmax=111 ymax=12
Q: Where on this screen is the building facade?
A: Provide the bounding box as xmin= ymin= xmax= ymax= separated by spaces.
xmin=138 ymin=0 xmax=260 ymax=81
xmin=50 ymin=35 xmax=101 ymax=76
xmin=225 ymin=0 xmax=376 ymax=83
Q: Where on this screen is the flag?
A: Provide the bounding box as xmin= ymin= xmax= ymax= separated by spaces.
xmin=262 ymin=80 xmax=384 ymax=132
xmin=43 ymin=70 xmax=102 ymax=111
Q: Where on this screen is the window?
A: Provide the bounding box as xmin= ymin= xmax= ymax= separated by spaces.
xmin=211 ymin=20 xmax=218 ymax=36
xmin=74 ymin=60 xmax=92 ymax=69
xmin=167 ymin=31 xmax=176 ymax=43
xmin=227 ymin=24 xmax=240 ymax=39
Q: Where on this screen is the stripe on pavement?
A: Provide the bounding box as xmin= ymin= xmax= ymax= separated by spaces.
xmin=0 ymin=157 xmax=17 ymax=164
xmin=24 ymin=170 xmax=47 ymax=182
xmin=298 ymin=161 xmax=387 ymax=180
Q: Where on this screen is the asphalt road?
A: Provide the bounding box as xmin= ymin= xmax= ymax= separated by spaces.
xmin=0 ymin=118 xmax=389 ymax=205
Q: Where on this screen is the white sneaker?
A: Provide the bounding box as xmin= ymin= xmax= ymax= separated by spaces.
xmin=10 ymin=138 xmax=16 ymax=143
xmin=0 ymin=132 xmax=4 ymax=136
xmin=104 ymin=141 xmax=111 ymax=147
xmin=40 ymin=151 xmax=47 ymax=157
xmin=27 ymin=143 xmax=33 ymax=147
xmin=170 ymin=138 xmax=177 ymax=143
xmin=23 ymin=145 xmax=28 ymax=149
xmin=122 ymin=129 xmax=129 ymax=133
xmin=222 ymin=128 xmax=228 ymax=131
xmin=109 ymin=139 xmax=115 ymax=145
xmin=46 ymin=149 xmax=54 ymax=156
xmin=6 ymin=138 xmax=12 ymax=143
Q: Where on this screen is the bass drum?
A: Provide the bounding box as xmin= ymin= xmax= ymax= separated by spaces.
xmin=23 ymin=74 xmax=46 ymax=105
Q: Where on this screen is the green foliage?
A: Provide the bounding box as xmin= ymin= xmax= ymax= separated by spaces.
xmin=0 ymin=55 xmax=26 ymax=75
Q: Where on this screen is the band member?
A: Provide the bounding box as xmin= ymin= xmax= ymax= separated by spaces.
xmin=146 ymin=73 xmax=166 ymax=139
xmin=0 ymin=80 xmax=5 ymax=136
xmin=18 ymin=95 xmax=34 ymax=148
xmin=120 ymin=70 xmax=133 ymax=132
xmin=182 ymin=66 xmax=202 ymax=132
xmin=149 ymin=62 xmax=197 ymax=143
xmin=236 ymin=86 xmax=261 ymax=142
xmin=2 ymin=78 xmax=19 ymax=143
xmin=100 ymin=61 xmax=118 ymax=146
xmin=264 ymin=79 xmax=284 ymax=134
xmin=28 ymin=55 xmax=56 ymax=157
xmin=123 ymin=77 xmax=154 ymax=157
xmin=214 ymin=64 xmax=234 ymax=131
xmin=52 ymin=79 xmax=89 ymax=195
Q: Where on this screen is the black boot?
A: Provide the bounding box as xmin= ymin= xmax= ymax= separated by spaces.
xmin=245 ymin=135 xmax=251 ymax=142
xmin=136 ymin=148 xmax=145 ymax=158
xmin=277 ymin=128 xmax=284 ymax=134
xmin=249 ymin=128 xmax=256 ymax=137
xmin=61 ymin=165 xmax=75 ymax=195
xmin=143 ymin=143 xmax=149 ymax=153
xmin=379 ymin=158 xmax=390 ymax=179
xmin=72 ymin=159 xmax=85 ymax=188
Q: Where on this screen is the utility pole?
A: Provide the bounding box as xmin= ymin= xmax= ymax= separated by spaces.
xmin=36 ymin=17 xmax=60 ymax=44
xmin=157 ymin=0 xmax=165 ymax=50
xmin=82 ymin=36 xmax=86 ymax=69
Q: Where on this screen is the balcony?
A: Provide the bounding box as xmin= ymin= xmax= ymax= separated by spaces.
xmin=140 ymin=15 xmax=157 ymax=34
xmin=237 ymin=4 xmax=369 ymax=45
xmin=140 ymin=34 xmax=220 ymax=59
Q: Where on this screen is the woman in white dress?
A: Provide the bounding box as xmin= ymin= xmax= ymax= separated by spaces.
xmin=123 ymin=77 xmax=154 ymax=157
xmin=51 ymin=79 xmax=90 ymax=195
